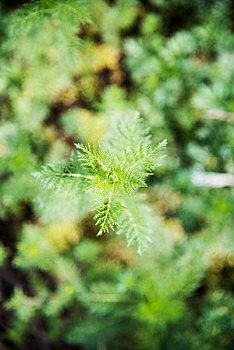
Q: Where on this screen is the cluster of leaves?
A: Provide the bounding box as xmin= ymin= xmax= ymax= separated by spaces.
xmin=0 ymin=0 xmax=91 ymax=218
xmin=35 ymin=113 xmax=167 ymax=254
xmin=4 ymin=218 xmax=234 ymax=349
xmin=0 ymin=0 xmax=90 ymax=129
xmin=0 ymin=0 xmax=233 ymax=350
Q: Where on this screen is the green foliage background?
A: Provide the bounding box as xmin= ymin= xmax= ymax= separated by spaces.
xmin=0 ymin=0 xmax=233 ymax=349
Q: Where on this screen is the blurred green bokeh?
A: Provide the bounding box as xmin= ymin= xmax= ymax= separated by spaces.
xmin=0 ymin=0 xmax=233 ymax=349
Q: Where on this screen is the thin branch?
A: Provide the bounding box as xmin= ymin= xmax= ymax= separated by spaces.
xmin=54 ymin=173 xmax=93 ymax=180
xmin=191 ymin=171 xmax=234 ymax=188
xmin=205 ymin=109 xmax=234 ymax=123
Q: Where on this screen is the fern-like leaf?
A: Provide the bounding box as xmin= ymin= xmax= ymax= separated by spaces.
xmin=32 ymin=153 xmax=91 ymax=191
xmin=107 ymin=112 xmax=166 ymax=185
xmin=75 ymin=142 xmax=114 ymax=173
xmin=35 ymin=112 xmax=167 ymax=254
xmin=116 ymin=196 xmax=154 ymax=255
xmin=107 ymin=111 xmax=151 ymax=157
xmin=94 ymin=194 xmax=124 ymax=236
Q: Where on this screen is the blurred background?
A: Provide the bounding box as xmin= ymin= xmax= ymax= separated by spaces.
xmin=0 ymin=0 xmax=233 ymax=349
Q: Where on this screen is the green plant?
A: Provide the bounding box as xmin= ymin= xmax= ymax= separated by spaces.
xmin=34 ymin=112 xmax=167 ymax=254
xmin=1 ymin=1 xmax=234 ymax=349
